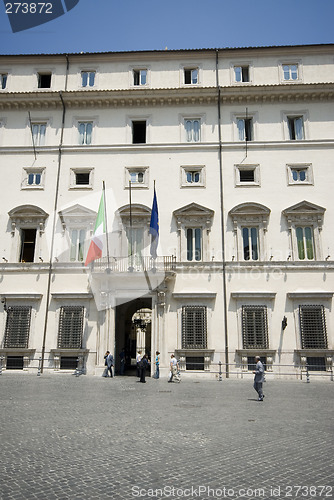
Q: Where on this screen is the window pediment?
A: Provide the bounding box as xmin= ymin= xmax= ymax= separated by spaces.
xmin=59 ymin=204 xmax=97 ymax=230
xmin=118 ymin=204 xmax=151 ymax=226
xmin=173 ymin=202 xmax=214 ymax=230
xmin=283 ymin=200 xmax=325 ymax=228
xmin=229 ymin=202 xmax=270 ymax=233
xmin=8 ymin=204 xmax=48 ymax=235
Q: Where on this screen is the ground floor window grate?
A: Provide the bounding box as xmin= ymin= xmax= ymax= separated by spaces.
xmin=60 ymin=357 xmax=78 ymax=370
xmin=186 ymin=356 xmax=205 ymax=370
xmin=299 ymin=305 xmax=327 ymax=349
xmin=306 ymin=357 xmax=326 ymax=371
xmin=4 ymin=306 xmax=31 ymax=348
xmin=242 ymin=306 xmax=269 ymax=349
xmin=182 ymin=306 xmax=207 ymax=349
xmin=6 ymin=356 xmax=24 ymax=370
xmin=58 ymin=306 xmax=84 ymax=349
xmin=247 ymin=356 xmax=267 ymax=371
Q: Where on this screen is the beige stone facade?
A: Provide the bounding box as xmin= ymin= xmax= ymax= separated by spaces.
xmin=0 ymin=44 xmax=333 ymax=378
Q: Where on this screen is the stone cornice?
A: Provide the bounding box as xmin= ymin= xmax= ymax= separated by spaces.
xmin=0 ymin=82 xmax=333 ymax=110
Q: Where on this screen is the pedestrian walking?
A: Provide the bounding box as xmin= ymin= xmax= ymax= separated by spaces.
xmin=168 ymin=354 xmax=180 ymax=383
xmin=139 ymin=354 xmax=150 ymax=383
xmin=103 ymin=351 xmax=114 ymax=378
xmin=152 ymin=351 xmax=160 ymax=379
xmin=253 ymin=356 xmax=265 ymax=401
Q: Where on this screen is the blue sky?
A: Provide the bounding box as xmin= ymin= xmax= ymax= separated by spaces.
xmin=0 ymin=0 xmax=333 ymax=55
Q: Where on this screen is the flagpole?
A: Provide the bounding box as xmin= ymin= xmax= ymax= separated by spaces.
xmin=102 ymin=181 xmax=110 ymax=270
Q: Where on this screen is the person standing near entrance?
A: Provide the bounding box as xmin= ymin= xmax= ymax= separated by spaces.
xmin=136 ymin=351 xmax=142 ymax=377
xmin=103 ymin=351 xmax=114 ymax=378
xmin=153 ymin=351 xmax=160 ymax=379
xmin=139 ymin=354 xmax=150 ymax=383
xmin=119 ymin=348 xmax=126 ymax=375
xmin=253 ymin=356 xmax=264 ymax=401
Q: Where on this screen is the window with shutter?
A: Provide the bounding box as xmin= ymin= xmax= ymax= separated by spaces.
xmin=58 ymin=306 xmax=84 ymax=349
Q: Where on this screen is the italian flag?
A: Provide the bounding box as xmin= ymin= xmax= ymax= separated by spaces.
xmin=84 ymin=194 xmax=105 ymax=266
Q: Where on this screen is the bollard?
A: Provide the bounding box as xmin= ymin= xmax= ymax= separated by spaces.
xmin=75 ymin=357 xmax=81 ymax=377
xmin=218 ymin=361 xmax=222 ymax=381
xmin=0 ymin=356 xmax=3 ymax=375
xmin=37 ymin=356 xmax=42 ymax=376
xmin=306 ymin=363 xmax=310 ymax=383
xmin=330 ymin=367 xmax=333 ymax=382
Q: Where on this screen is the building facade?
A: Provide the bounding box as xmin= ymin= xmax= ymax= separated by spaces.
xmin=0 ymin=44 xmax=333 ymax=378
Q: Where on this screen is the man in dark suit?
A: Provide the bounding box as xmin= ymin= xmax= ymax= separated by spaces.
xmin=253 ymin=356 xmax=264 ymax=401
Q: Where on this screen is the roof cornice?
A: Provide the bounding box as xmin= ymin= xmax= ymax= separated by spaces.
xmin=0 ymin=82 xmax=333 ymax=110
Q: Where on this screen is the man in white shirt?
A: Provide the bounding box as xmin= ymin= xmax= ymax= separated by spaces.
xmin=168 ymin=354 xmax=180 ymax=383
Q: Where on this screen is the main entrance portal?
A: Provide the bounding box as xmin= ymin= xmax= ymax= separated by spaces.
xmin=115 ymin=297 xmax=152 ymax=375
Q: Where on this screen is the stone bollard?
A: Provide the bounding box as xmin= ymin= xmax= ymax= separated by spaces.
xmin=37 ymin=356 xmax=42 ymax=376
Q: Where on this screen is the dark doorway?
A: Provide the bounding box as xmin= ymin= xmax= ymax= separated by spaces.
xmin=115 ymin=297 xmax=152 ymax=375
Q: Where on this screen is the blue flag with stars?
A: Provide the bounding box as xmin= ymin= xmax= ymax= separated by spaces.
xmin=149 ymin=187 xmax=159 ymax=259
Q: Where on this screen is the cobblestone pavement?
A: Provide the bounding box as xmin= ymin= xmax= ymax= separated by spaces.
xmin=0 ymin=374 xmax=333 ymax=500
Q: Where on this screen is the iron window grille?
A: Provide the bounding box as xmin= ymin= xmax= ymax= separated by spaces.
xmin=4 ymin=306 xmax=31 ymax=348
xmin=247 ymin=356 xmax=267 ymax=371
xmin=58 ymin=306 xmax=84 ymax=349
xmin=242 ymin=305 xmax=269 ymax=349
xmin=182 ymin=306 xmax=207 ymax=349
xmin=299 ymin=305 xmax=327 ymax=349
xmin=186 ymin=356 xmax=205 ymax=370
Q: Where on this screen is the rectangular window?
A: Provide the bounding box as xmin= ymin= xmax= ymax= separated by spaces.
xmin=184 ymin=68 xmax=198 ymax=85
xmin=186 ymin=171 xmax=200 ymax=184
xmin=60 ymin=357 xmax=78 ymax=370
xmin=81 ymin=71 xmax=95 ymax=87
xmin=4 ymin=306 xmax=31 ymax=348
xmin=182 ymin=306 xmax=207 ymax=349
xmin=37 ymin=72 xmax=52 ymax=88
xmin=234 ymin=66 xmax=249 ymax=82
xmin=242 ymin=306 xmax=269 ymax=349
xmin=0 ymin=73 xmax=7 ymax=89
xmin=283 ymin=64 xmax=298 ymax=81
xmin=296 ymin=226 xmax=314 ymax=260
xmin=75 ymin=172 xmax=90 ymax=185
xmin=78 ymin=122 xmax=93 ymax=145
xmin=70 ymin=229 xmax=86 ymax=262
xmin=185 ymin=119 xmax=200 ymax=142
xmin=28 ymin=172 xmax=42 ymax=186
xmin=306 ymin=357 xmax=326 ymax=371
xmin=239 ymin=169 xmax=255 ymax=183
xmin=133 ymin=69 xmax=147 ymax=86
xmin=186 ymin=356 xmax=205 ymax=370
xmin=31 ymin=123 xmax=46 ymax=146
xmin=242 ymin=227 xmax=259 ymax=261
xmin=299 ymin=305 xmax=327 ymax=349
xmin=288 ymin=116 xmax=304 ymax=140
xmin=132 ymin=121 xmax=146 ymax=144
xmin=20 ymin=228 xmax=37 ymax=263
xmin=187 ymin=228 xmax=202 ymax=261
xmin=58 ymin=306 xmax=84 ymax=349
xmin=130 ymin=171 xmax=144 ymax=184
xmin=237 ymin=118 xmax=253 ymax=141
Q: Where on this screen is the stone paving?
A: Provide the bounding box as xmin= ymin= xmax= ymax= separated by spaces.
xmin=0 ymin=373 xmax=333 ymax=500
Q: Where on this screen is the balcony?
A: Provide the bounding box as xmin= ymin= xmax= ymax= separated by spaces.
xmin=91 ymin=255 xmax=176 ymax=273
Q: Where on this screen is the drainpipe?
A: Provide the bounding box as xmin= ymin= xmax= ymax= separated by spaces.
xmin=40 ymin=55 xmax=69 ymax=373
xmin=216 ymin=49 xmax=229 ymax=378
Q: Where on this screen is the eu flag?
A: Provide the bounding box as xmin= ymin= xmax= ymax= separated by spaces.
xmin=149 ymin=187 xmax=159 ymax=259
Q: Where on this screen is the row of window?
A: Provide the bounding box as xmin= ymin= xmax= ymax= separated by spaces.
xmin=20 ymin=163 xmax=314 ymax=191
xmin=3 ymin=303 xmax=329 ymax=364
xmin=1 ymin=113 xmax=311 ymax=148
xmin=0 ymin=63 xmax=304 ymax=92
